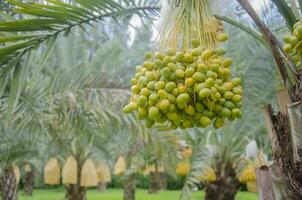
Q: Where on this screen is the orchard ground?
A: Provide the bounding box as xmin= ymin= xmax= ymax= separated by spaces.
xmin=19 ymin=189 xmax=257 ymax=200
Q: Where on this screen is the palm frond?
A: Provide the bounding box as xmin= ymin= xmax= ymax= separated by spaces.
xmin=0 ymin=0 xmax=160 ymax=66
xmin=42 ymin=88 xmax=128 ymax=158
xmin=0 ymin=0 xmax=160 ymax=104
xmin=214 ymin=14 xmax=266 ymax=46
xmin=288 ymin=0 xmax=300 ymax=18
xmin=180 ymin=132 xmax=209 ymax=200
xmin=0 ymin=126 xmax=39 ymax=168
xmin=299 ymin=0 xmax=302 ymax=16
xmin=271 ymin=0 xmax=297 ymax=31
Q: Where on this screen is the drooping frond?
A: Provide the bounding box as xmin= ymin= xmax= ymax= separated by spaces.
xmin=0 ymin=0 xmax=160 ymax=95
xmin=42 ymin=87 xmax=131 ymax=157
xmin=271 ymin=0 xmax=297 ymax=31
xmin=180 ymin=131 xmax=209 ymax=200
xmin=0 ymin=126 xmax=39 ymax=168
xmin=0 ymin=0 xmax=160 ymax=118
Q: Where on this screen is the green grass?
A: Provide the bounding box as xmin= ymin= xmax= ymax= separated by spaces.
xmin=18 ymin=188 xmax=258 ymax=200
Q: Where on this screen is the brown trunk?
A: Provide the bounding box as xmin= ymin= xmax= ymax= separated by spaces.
xmin=123 ymin=174 xmax=136 ymax=200
xmin=23 ymin=171 xmax=35 ymax=196
xmin=97 ymin=182 xmax=107 ymax=192
xmin=1 ymin=167 xmax=18 ymax=200
xmin=159 ymin=172 xmax=167 ymax=190
xmin=262 ymin=78 xmax=302 ymax=200
xmin=65 ymin=156 xmax=87 ymax=200
xmin=205 ymin=164 xmax=239 ymax=200
xmin=235 ymin=0 xmax=302 ymax=199
xmin=270 ymin=103 xmax=302 ymax=199
xmin=148 ymin=172 xmax=160 ymax=194
xmin=262 ymin=80 xmax=302 ymax=200
xmin=255 ymin=166 xmax=275 ymax=200
xmin=65 ymin=184 xmax=86 ymax=200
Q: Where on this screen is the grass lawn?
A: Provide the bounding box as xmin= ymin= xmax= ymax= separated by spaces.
xmin=18 ymin=188 xmax=258 ymax=200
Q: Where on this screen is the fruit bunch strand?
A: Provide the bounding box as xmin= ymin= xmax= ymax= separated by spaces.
xmin=157 ymin=0 xmax=218 ymax=51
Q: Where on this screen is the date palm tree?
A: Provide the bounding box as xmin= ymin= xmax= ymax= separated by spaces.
xmin=0 ymin=48 xmax=51 ymax=199
xmin=0 ymin=127 xmax=39 ymax=200
xmin=23 ymin=163 xmax=35 ymax=196
xmin=44 ymin=90 xmax=126 ymax=200
xmin=215 ymin=0 xmax=302 ymax=198
xmin=177 ymin=16 xmax=277 ymax=199
xmin=0 ymin=1 xmax=160 ymax=199
xmin=141 ymin=130 xmax=179 ymax=193
xmin=38 ymin=31 xmax=154 ymax=200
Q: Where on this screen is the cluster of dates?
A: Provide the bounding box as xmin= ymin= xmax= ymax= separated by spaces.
xmin=123 ymin=33 xmax=242 ymax=129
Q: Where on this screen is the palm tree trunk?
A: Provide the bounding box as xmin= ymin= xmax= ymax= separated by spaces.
xmin=204 ymin=164 xmax=239 ymax=200
xmin=97 ymin=182 xmax=107 ymax=192
xmin=205 ymin=179 xmax=239 ymax=200
xmin=65 ymin=156 xmax=87 ymax=200
xmin=66 ymin=184 xmax=86 ymax=200
xmin=148 ymin=172 xmax=160 ymax=194
xmin=23 ymin=171 xmax=35 ymax=196
xmin=236 ymin=0 xmax=302 ymax=199
xmin=123 ymin=174 xmax=136 ymax=200
xmin=159 ymin=172 xmax=167 ymax=190
xmin=264 ymin=99 xmax=302 ymax=200
xmin=1 ymin=167 xmax=18 ymax=200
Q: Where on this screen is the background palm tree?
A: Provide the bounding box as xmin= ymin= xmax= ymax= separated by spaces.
xmin=0 ymin=1 xmax=160 ymax=199
xmin=142 ymin=131 xmax=179 ymax=194
xmin=36 ymin=27 xmax=156 ymax=200
xmin=22 ymin=162 xmax=35 ymax=196
xmin=0 ymin=127 xmax=39 ymax=200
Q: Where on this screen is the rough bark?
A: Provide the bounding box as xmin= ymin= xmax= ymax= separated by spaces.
xmin=204 ymin=163 xmax=239 ymax=200
xmin=97 ymin=182 xmax=107 ymax=192
xmin=159 ymin=172 xmax=167 ymax=190
xmin=255 ymin=166 xmax=275 ymax=200
xmin=264 ymin=99 xmax=302 ymax=200
xmin=123 ymin=174 xmax=136 ymax=200
xmin=236 ymin=0 xmax=302 ymax=199
xmin=148 ymin=172 xmax=160 ymax=194
xmin=65 ymin=156 xmax=87 ymax=200
xmin=290 ymin=75 xmax=302 ymax=102
xmin=261 ymin=81 xmax=302 ymax=200
xmin=66 ymin=184 xmax=86 ymax=200
xmin=1 ymin=168 xmax=18 ymax=200
xmin=23 ymin=171 xmax=35 ymax=196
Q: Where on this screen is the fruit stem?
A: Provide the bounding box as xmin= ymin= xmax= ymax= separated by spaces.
xmin=237 ymin=0 xmax=298 ymax=88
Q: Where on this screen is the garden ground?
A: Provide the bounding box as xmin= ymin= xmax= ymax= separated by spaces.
xmin=19 ymin=189 xmax=258 ymax=200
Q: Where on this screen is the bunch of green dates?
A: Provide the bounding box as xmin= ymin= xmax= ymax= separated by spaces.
xmin=123 ymin=33 xmax=243 ymax=129
xmin=283 ymin=20 xmax=302 ymax=64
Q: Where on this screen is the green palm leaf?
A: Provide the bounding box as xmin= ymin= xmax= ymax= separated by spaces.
xmin=0 ymin=1 xmax=160 ymax=64
xmin=0 ymin=0 xmax=160 ymax=114
xmin=0 ymin=0 xmax=160 ymax=61
xmin=271 ymin=0 xmax=297 ymax=31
